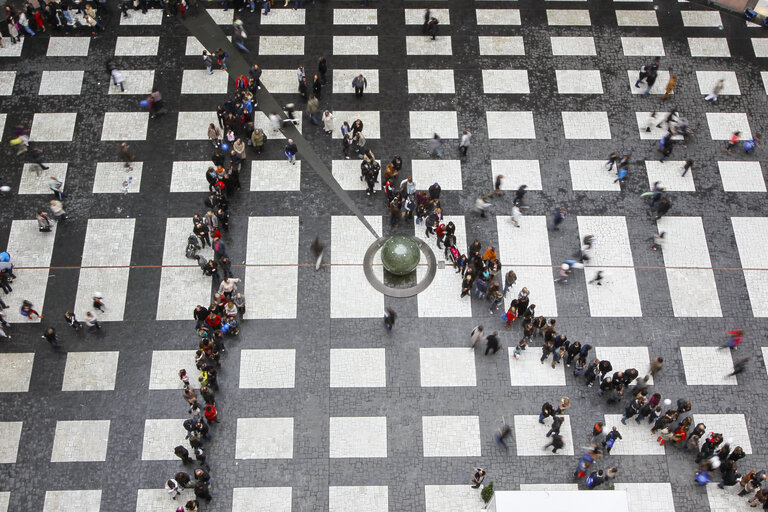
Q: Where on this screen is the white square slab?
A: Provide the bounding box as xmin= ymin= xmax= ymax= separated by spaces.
xmin=420 ymin=348 xmax=476 ymax=387
xmin=616 ymin=10 xmax=658 ymax=26
xmin=330 ymin=417 xmax=387 ymax=457
xmin=482 ymin=69 xmax=529 ymax=94
xmin=260 ymin=35 xmax=305 ymax=55
xmin=334 ymin=8 xmax=378 ymax=24
xmin=334 ymin=35 xmax=377 ymax=55
xmin=47 ymin=37 xmax=90 ymax=57
xmin=62 ymin=351 xmax=119 ymax=391
xmin=136 ymin=489 xmax=194 ymax=511
xmin=556 ymin=69 xmax=603 ymax=94
xmin=239 ymin=349 xmax=295 ymax=388
xmin=718 ymin=161 xmax=765 ymax=192
xmin=693 ymin=414 xmax=752 ymax=453
xmin=410 ymin=159 xmax=462 ymax=190
xmin=330 ymin=487 xmax=388 ymax=512
xmin=333 ymin=69 xmax=379 ymax=94
xmin=93 ymin=161 xmax=143 ymax=193
xmin=680 ymin=347 xmax=736 ymax=385
xmin=595 ymin=347 xmax=652 ymax=385
xmin=141 ymin=419 xmax=192 ymax=460
xmin=38 ymin=70 xmax=83 ymax=95
xmin=207 ymin=8 xmax=234 ymax=24
xmin=753 ymin=38 xmax=768 ymax=57
xmin=232 ymin=488 xmax=292 ymax=512
xmin=408 ymin=69 xmax=455 ymax=94
xmin=100 ymin=112 xmax=149 ymax=141
xmin=626 ymin=70 xmax=671 ymax=95
xmin=250 ymin=160 xmax=301 ymax=191
xmin=479 ymin=36 xmax=525 ymax=55
xmin=562 ymin=111 xmax=611 ymax=139
xmin=157 ymin=266 xmax=214 ymax=320
xmin=405 ymin=8 xmax=449 ymax=24
xmin=601 ymin=415 xmax=665 ymax=455
xmin=645 ymin=160 xmax=696 ymax=191
xmin=51 ymin=420 xmax=110 ymax=462
xmin=331 ymin=159 xmax=371 ymax=190
xmin=259 ymin=9 xmax=305 ymax=24
xmin=0 ymin=38 xmax=23 ymax=57
xmin=689 ymin=37 xmax=730 ymax=57
xmin=0 ymin=71 xmax=14 ymax=95
xmin=621 ymin=37 xmax=665 ymax=56
xmin=707 ymin=484 xmax=755 ymax=512
xmin=734 ymin=220 xmax=768 ymax=317
xmin=17 ymin=162 xmax=68 ymax=195
xmin=706 ymin=112 xmax=752 ymax=140
xmin=330 ymin=348 xmax=386 ymax=387
xmin=0 ymin=422 xmax=22 ymax=463
xmin=547 ymin=9 xmax=591 ymax=25
xmin=681 ymin=10 xmax=722 ymax=26
xmin=635 ymin=112 xmax=684 ymax=140
xmin=491 ymin=160 xmax=542 ymax=191
xmin=115 ymin=36 xmax=159 ymax=56
xmin=422 ymin=416 xmax=480 ymax=456
xmin=406 ymin=36 xmax=452 ymax=55
xmin=508 ymin=348 xmax=566 ymax=385
xmin=409 ymin=111 xmax=458 ymax=138
xmin=30 ymin=112 xmax=77 ymax=142
xmin=331 ymin=111 xmax=380 ymax=139
xmin=330 ymin=216 xmax=383 ymax=318
xmin=514 ymin=415 xmax=574 ymax=455
xmin=551 ymin=36 xmax=596 ymax=56
xmin=176 ymin=111 xmax=219 ymax=140
xmin=148 ymin=350 xmax=199 ymax=390
xmin=425 ymin=486 xmax=484 ymax=512
xmin=185 ymin=35 xmax=231 ymax=55
xmin=614 ymin=483 xmax=675 ymax=512
xmin=106 ymin=69 xmax=154 ymax=95
xmin=169 ymin=161 xmax=209 ymax=192
xmin=236 ymin=418 xmax=294 ymax=459
xmin=487 ymin=111 xmax=535 ymax=139
xmin=120 ymin=9 xmax=163 ymax=24
xmin=416 ymin=267 xmax=473 ymax=316
xmin=476 ymin=9 xmax=521 ymax=25
xmin=180 ymin=69 xmax=229 ymax=94
xmin=43 ymin=491 xmax=101 ymax=512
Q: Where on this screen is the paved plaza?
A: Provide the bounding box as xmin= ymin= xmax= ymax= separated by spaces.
xmin=1 ymin=0 xmax=768 ymax=510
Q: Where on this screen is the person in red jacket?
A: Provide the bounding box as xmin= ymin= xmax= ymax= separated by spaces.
xmin=204 ymin=404 xmax=219 ymax=423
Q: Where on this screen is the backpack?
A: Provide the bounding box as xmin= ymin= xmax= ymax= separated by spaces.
xmin=449 ymin=247 xmax=460 ymax=261
xmin=352 ymin=77 xmax=358 ymax=88
xmin=185 ymin=243 xmax=198 ymax=259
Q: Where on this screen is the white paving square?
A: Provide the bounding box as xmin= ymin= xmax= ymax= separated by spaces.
xmin=416 ymin=266 xmax=473 ymax=316
xmin=614 ymin=483 xmax=675 ymax=512
xmin=487 ymin=111 xmax=535 ymax=139
xmin=250 ymin=160 xmax=301 ymax=191
xmin=405 ymin=8 xmax=450 ymax=24
xmin=115 ymin=36 xmax=159 ymax=56
xmin=680 ymin=347 xmax=736 ymax=385
xmin=577 ymin=216 xmax=642 ymax=317
xmin=331 ymin=111 xmax=381 ymax=139
xmin=616 ymin=10 xmax=658 ymax=26
xmin=38 ymin=70 xmax=84 ymax=95
xmin=331 ymin=159 xmax=372 ymax=190
xmin=0 ymin=493 xmax=8 ymax=512
xmin=47 ymin=37 xmax=90 ymax=57
xmin=334 ymin=8 xmax=378 ymax=25
xmin=602 ymin=415 xmax=665 ymax=455
xmin=551 ymin=36 xmax=596 ymax=55
xmin=658 ymin=217 xmax=722 ymax=317
xmin=100 ymin=112 xmax=149 ymax=141
xmin=595 ymin=347 xmax=652 ymax=385
xmin=406 ymin=36 xmax=452 ymax=55
xmin=330 ymin=417 xmax=387 ymax=458
xmin=476 ymin=9 xmax=521 ymax=25
xmin=562 ymin=111 xmax=611 ymax=139
xmin=119 ymin=9 xmax=163 ymax=24
xmin=329 ymin=486 xmax=388 ymax=512
xmin=232 ymin=487 xmax=292 ymax=512
xmin=169 ymin=161 xmax=209 ymax=192
xmin=627 ymin=69 xmax=671 ymax=95
xmin=547 ymin=9 xmax=591 ymax=25
xmin=706 ymin=112 xmax=752 ymax=140
xmin=420 ymin=348 xmax=476 ymax=387
xmin=621 ymin=37 xmax=665 ymax=56
xmin=732 ymin=218 xmax=768 ymax=316
xmin=181 ymin=69 xmax=229 ymax=94
xmin=0 ymin=38 xmax=24 ymax=57
xmin=569 ymin=160 xmax=621 ymax=191
xmin=136 ymin=489 xmax=195 ymax=512
xmin=0 ymin=71 xmax=14 ymax=95
xmin=635 ymin=112 xmax=685 ymax=140
xmin=141 ymin=419 xmax=192 ymax=460
xmin=409 ymin=111 xmax=459 ymax=139
xmin=30 ymin=112 xmax=77 ymax=142
xmin=408 ymin=69 xmax=455 ymax=94
xmin=148 ymin=350 xmax=199 ymax=390
xmin=681 ymin=10 xmax=722 ymax=26
xmin=645 ymin=160 xmax=696 ymax=191
xmin=176 ymin=111 xmax=219 ymax=140
xmin=236 ymin=418 xmax=294 ymax=459
xmin=410 ymin=159 xmax=462 ymax=190
xmin=17 ymin=162 xmax=68 ymax=195
xmin=5 ymin=221 xmax=55 ymax=322
xmin=718 ymin=161 xmax=765 ymax=192
xmin=94 ymin=161 xmax=142 ymax=193
xmin=331 ymin=216 xmax=383 ymax=318
xmin=239 ymin=349 xmax=296 ymax=388
xmin=207 ymin=9 xmax=234 ymax=24
xmin=753 ymin=38 xmax=768 ymax=57
xmin=425 ymin=486 xmax=483 ymax=512
xmin=51 ymin=420 xmax=110 ymax=462
xmin=334 ymin=35 xmax=377 ymax=55
xmin=482 ymin=69 xmax=529 ymax=94
xmin=508 ymin=347 xmax=566 ymax=386
xmin=43 ymin=491 xmax=101 ymax=512
xmin=695 ymin=71 xmax=740 ymax=95
xmin=330 ymin=348 xmax=386 ymax=388
xmin=62 ymin=351 xmax=119 ymax=391
xmin=184 ymin=35 xmax=231 ymax=55
xmin=694 ymin=414 xmax=752 ymax=453
xmin=422 ymin=416 xmax=481 ymax=457
xmin=107 ymin=69 xmax=154 ymax=95
xmin=491 ymin=160 xmax=542 ymax=191
xmin=333 ymin=69 xmax=379 ymax=94
xmin=259 ymin=9 xmax=305 ymax=24
xmin=556 ymin=70 xmax=603 ymax=94
xmin=0 ymin=422 xmax=22 ymax=463
xmin=514 ymin=415 xmax=574 ymax=456
xmin=707 ymin=484 xmax=754 ymax=512
xmin=0 ymin=354 xmax=34 ymax=392
xmin=479 ymin=36 xmax=525 ymax=55
xmin=689 ymin=37 xmax=730 ymax=57
xmin=260 ymin=36 xmax=305 ymax=55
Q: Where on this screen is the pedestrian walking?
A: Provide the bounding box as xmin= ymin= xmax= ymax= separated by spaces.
xmin=383 ymin=307 xmax=396 ymax=334
xmin=602 ymin=426 xmax=622 ymax=454
xmin=720 ymin=329 xmax=743 ymax=350
xmin=661 ymin=70 xmax=676 ymax=100
xmin=353 ymin=74 xmax=367 ymax=98
xmin=586 ymin=470 xmax=606 ymax=489
xmin=85 ymin=311 xmax=101 ymax=331
xmin=543 ymin=433 xmax=565 ymax=454
xmin=42 ymin=327 xmax=60 ymax=347
xmin=551 ymin=207 xmax=566 ymax=231
xmin=705 ymin=78 xmax=725 ymax=102
xmin=459 ymin=130 xmax=471 ymax=156
xmin=484 ymin=332 xmax=501 ymax=355
xmin=471 ymin=467 xmax=485 ymax=488
xmin=284 ymin=139 xmax=297 ymax=164
xmin=539 ymin=402 xmax=554 ymax=424
xmin=494 ymin=422 xmax=512 ymax=451
xmin=546 ymin=415 xmax=564 ymax=438
xmin=119 ymin=142 xmax=135 ymax=171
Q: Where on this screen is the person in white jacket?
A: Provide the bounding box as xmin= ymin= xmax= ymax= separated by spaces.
xmin=217 ymin=277 xmax=241 ymax=298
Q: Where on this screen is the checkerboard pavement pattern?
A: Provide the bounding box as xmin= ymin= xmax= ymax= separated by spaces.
xmin=2 ymin=1 xmax=768 ymax=510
